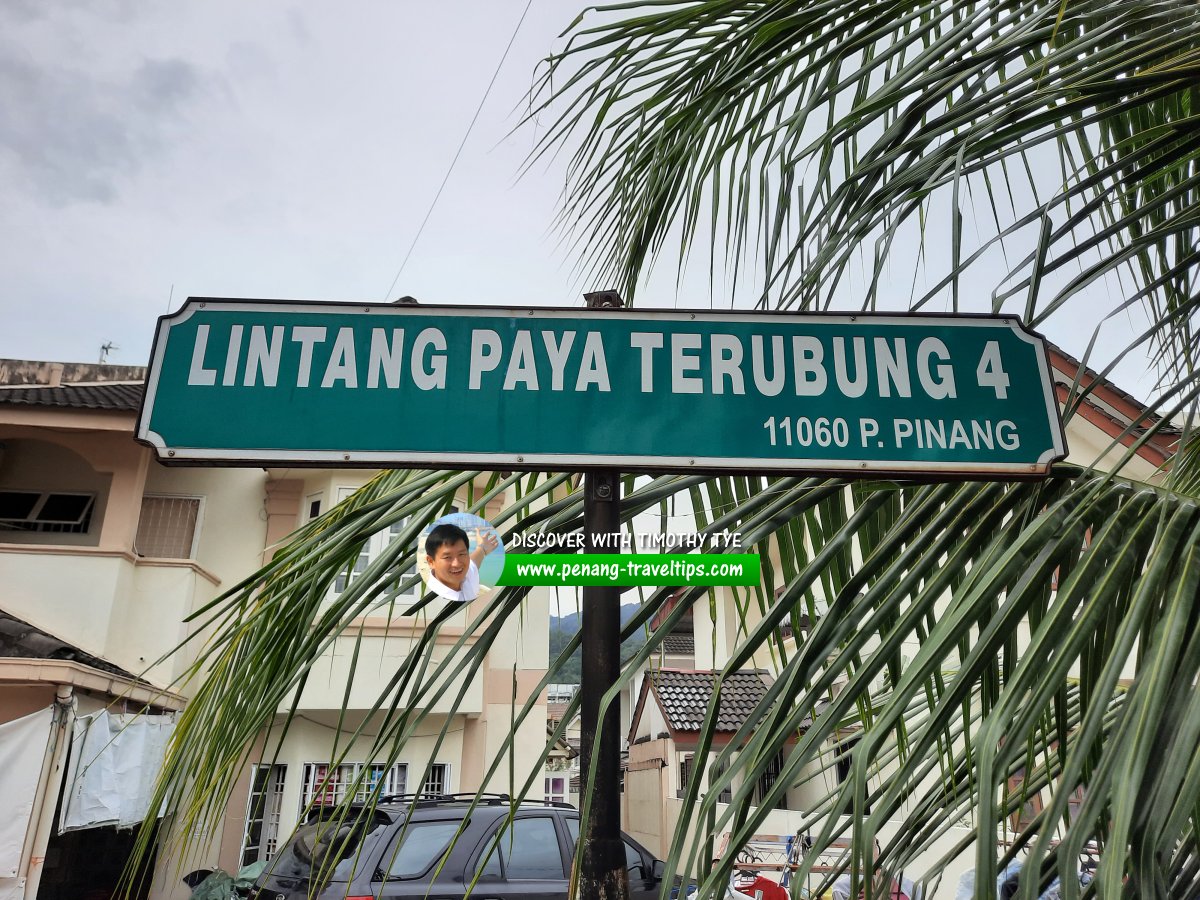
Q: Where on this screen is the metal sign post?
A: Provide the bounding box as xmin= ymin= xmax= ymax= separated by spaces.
xmin=579 ymin=469 xmax=627 ymax=900
xmin=577 ymin=290 xmax=628 ymax=900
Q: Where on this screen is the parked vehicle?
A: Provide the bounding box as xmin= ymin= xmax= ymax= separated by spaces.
xmin=249 ymin=793 xmax=667 ymax=900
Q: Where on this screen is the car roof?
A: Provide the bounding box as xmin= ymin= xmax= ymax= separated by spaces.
xmin=381 ymin=792 xmax=573 ymax=811
xmin=303 ymin=793 xmax=577 ymax=824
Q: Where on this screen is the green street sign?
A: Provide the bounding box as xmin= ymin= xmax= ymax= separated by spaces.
xmin=137 ymin=299 xmax=1066 ymax=475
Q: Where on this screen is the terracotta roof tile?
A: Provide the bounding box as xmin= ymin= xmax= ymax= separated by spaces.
xmin=1048 ymin=343 xmax=1181 ymax=436
xmin=649 ymin=669 xmax=772 ymax=732
xmin=0 ymin=382 xmax=143 ymax=411
xmin=660 ymin=632 xmax=695 ymax=656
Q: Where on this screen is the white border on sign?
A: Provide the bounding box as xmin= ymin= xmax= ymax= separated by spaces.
xmin=141 ymin=442 xmax=1061 ymax=475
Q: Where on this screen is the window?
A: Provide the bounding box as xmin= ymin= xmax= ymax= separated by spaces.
xmin=678 ymin=754 xmax=694 ymax=799
xmin=477 ymin=835 xmax=504 ymax=879
xmin=420 ymin=763 xmax=450 ymax=797
xmin=270 ymin=812 xmax=389 ymax=882
xmin=1066 ymin=784 xmax=1086 ymax=824
xmin=383 ymin=515 xmax=420 ymax=598
xmin=482 ymin=816 xmax=561 ymax=883
xmin=135 ymin=495 xmax=201 ymax=558
xmin=624 ymin=840 xmax=645 ymax=876
xmin=1006 ymin=768 xmax=1043 ymax=833
xmin=333 ymin=545 xmax=371 ymax=593
xmin=300 ymin=762 xmax=406 ymax=811
xmin=834 ymin=737 xmax=870 ymax=813
xmin=303 ymin=763 xmax=353 ymax=808
xmin=241 ymin=764 xmax=287 ymax=867
xmin=305 ymin=492 xmax=323 ymax=523
xmin=0 ymin=490 xmax=95 ymax=534
xmin=1005 ymin=769 xmax=1086 ymax=834
xmin=384 ymin=819 xmax=462 ymax=879
xmin=365 ymin=762 xmax=406 ymax=799
xmin=331 ymin=487 xmax=419 ymax=602
xmin=712 ymin=759 xmax=732 ymax=803
xmin=753 ymin=751 xmax=787 ymax=809
xmin=545 ymin=776 xmax=566 ymax=804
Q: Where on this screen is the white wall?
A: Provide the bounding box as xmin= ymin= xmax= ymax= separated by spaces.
xmin=259 ymin=713 xmax=468 ymax=840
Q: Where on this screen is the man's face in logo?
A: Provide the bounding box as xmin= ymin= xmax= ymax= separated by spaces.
xmin=428 ymin=539 xmax=470 ymax=590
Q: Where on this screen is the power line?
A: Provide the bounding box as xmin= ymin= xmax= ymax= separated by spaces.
xmin=383 ymin=0 xmax=534 ymax=300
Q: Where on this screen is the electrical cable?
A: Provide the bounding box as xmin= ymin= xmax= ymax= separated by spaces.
xmin=382 ymin=0 xmax=534 ymax=300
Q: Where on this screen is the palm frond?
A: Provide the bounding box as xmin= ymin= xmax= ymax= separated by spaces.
xmin=531 ymin=1 xmax=1200 ymax=370
xmin=126 ymin=3 xmax=1200 ymax=898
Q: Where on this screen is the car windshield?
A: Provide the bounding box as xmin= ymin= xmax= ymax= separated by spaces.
xmin=266 ymin=810 xmax=389 ymax=884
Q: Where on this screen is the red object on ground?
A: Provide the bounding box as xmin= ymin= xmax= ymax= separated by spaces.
xmin=737 ymin=875 xmax=789 ymax=900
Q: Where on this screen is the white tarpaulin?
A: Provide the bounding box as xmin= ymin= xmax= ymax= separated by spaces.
xmin=0 ymin=706 xmax=54 ymax=877
xmin=59 ymin=710 xmax=175 ymax=832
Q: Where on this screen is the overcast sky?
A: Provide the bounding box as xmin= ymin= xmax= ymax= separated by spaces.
xmin=0 ymin=1 xmax=1165 ymax=400
xmin=0 ymin=2 xmax=596 ymax=366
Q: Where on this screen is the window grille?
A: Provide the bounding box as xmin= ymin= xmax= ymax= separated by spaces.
xmin=0 ymin=490 xmax=94 ymax=534
xmin=678 ymin=754 xmax=694 ymax=799
xmin=362 ymin=762 xmax=406 ymax=801
xmin=241 ymin=764 xmax=287 ymax=866
xmin=300 ymin=762 xmax=406 ymax=812
xmin=420 ymin=763 xmax=449 ymax=797
xmin=712 ymin=760 xmax=732 ymax=803
xmin=835 ymin=737 xmax=870 ymax=813
xmin=753 ymin=751 xmax=787 ymax=808
xmin=545 ymin=776 xmax=567 ymax=804
xmin=334 ymin=545 xmax=370 ymax=593
xmin=135 ymin=495 xmax=201 ymax=558
xmin=330 ymin=486 xmax=418 ymax=601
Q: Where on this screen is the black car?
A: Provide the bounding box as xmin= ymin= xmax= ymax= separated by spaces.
xmin=251 ymin=794 xmax=668 ymax=900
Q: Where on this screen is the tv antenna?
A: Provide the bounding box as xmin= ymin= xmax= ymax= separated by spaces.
xmin=99 ymin=342 xmax=118 ymax=364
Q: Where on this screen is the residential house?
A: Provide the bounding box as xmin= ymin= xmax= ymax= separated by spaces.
xmin=624 ymin=669 xmax=829 ymax=853
xmin=0 ymin=359 xmax=552 ymax=899
xmin=624 ymin=346 xmax=1179 ymax=892
xmin=546 ymin=684 xmax=581 ymax=804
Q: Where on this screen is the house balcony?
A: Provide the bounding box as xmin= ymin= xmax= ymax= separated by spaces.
xmin=0 ymin=543 xmax=222 ymax=688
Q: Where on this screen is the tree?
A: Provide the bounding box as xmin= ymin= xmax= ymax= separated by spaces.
xmin=133 ymin=3 xmax=1199 ymax=898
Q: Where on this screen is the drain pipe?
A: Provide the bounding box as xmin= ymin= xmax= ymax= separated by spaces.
xmin=23 ymin=685 xmax=75 ymax=899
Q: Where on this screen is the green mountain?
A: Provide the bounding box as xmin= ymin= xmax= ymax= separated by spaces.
xmin=548 ymin=603 xmax=647 ymax=685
